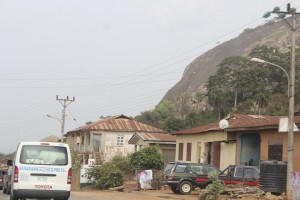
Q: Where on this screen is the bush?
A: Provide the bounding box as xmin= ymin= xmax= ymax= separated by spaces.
xmin=206 ymin=173 xmax=224 ymax=200
xmin=130 ymin=146 xmax=164 ymax=170
xmin=87 ymin=162 xmax=123 ymax=189
xmin=110 ymin=154 xmax=134 ymax=180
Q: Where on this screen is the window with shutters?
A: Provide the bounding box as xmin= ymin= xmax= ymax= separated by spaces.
xmin=178 ymin=143 xmax=183 ymax=160
xmin=186 ymin=143 xmax=192 ymax=161
xmin=268 ymin=138 xmax=283 ymax=161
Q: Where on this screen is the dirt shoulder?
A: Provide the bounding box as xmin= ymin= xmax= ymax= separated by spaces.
xmin=75 ymin=181 xmax=286 ymax=200
xmin=75 ymin=181 xmax=199 ymax=200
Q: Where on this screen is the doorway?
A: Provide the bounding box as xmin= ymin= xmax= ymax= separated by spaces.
xmin=238 ymin=133 xmax=260 ymax=166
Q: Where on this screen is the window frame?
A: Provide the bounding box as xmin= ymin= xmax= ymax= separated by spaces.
xmin=186 ymin=143 xmax=192 ymax=161
xmin=117 ymin=135 xmax=124 ymax=146
xmin=178 ymin=143 xmax=184 ymax=160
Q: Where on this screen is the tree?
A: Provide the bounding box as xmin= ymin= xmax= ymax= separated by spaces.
xmin=130 ymin=146 xmax=164 ymax=170
xmin=0 ymin=152 xmax=4 ymax=160
xmin=163 ymin=116 xmax=185 ymax=132
xmin=253 ymin=84 xmax=270 ymax=114
xmin=135 ymin=99 xmax=189 ymax=132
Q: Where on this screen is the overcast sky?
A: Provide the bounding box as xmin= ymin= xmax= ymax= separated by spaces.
xmin=0 ymin=0 xmax=297 ymax=153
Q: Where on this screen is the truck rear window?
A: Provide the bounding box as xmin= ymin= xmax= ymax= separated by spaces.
xmin=20 ymin=145 xmax=68 ymax=165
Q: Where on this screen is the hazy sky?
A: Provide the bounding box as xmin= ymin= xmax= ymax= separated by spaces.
xmin=0 ymin=0 xmax=297 ymax=153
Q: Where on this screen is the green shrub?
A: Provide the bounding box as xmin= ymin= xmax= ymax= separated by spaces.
xmin=130 ymin=146 xmax=164 ymax=170
xmin=110 ymin=154 xmax=134 ymax=180
xmin=206 ymin=173 xmax=224 ymax=200
xmin=87 ymin=162 xmax=123 ymax=189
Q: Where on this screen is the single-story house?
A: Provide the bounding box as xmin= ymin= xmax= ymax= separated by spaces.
xmin=40 ymin=135 xmax=60 ymax=142
xmin=173 ymin=113 xmax=300 ymax=171
xmin=128 ymin=132 xmax=176 ymax=163
xmin=65 ymin=114 xmax=164 ymax=164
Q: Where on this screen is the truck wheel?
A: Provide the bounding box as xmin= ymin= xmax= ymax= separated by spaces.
xmin=171 ymin=186 xmax=180 ymax=194
xmin=179 ymin=181 xmax=192 ymax=195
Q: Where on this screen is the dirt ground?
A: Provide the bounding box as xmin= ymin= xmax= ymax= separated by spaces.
xmin=76 ymin=180 xmax=200 ymax=200
xmin=75 ymin=181 xmax=286 ymax=200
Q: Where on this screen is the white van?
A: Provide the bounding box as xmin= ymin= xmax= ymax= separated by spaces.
xmin=9 ymin=142 xmax=72 ymax=200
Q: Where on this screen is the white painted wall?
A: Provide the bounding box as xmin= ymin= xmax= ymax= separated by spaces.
xmin=220 ymin=142 xmax=236 ymax=170
xmin=100 ymin=131 xmax=135 ymax=160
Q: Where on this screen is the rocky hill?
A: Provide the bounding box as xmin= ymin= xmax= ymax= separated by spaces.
xmin=163 ymin=17 xmax=300 ymax=113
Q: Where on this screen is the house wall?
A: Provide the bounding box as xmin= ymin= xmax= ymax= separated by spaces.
xmin=158 ymin=144 xmax=176 ymax=163
xmin=259 ymin=130 xmax=286 ymax=161
xmin=234 ymin=129 xmax=300 ymax=171
xmin=134 ymin=139 xmax=146 ymax=152
xmin=130 ymin=136 xmax=176 ymax=164
xmin=175 ymin=131 xmax=228 ymax=167
xmin=99 ymin=131 xmax=135 ymax=161
xmin=259 ymin=130 xmax=300 ymax=171
xmin=66 ymin=131 xmax=136 ymax=161
xmin=220 ymin=142 xmax=236 ymax=170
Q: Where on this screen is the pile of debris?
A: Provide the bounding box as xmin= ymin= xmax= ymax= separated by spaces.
xmin=199 ymin=185 xmax=286 ymax=200
xmin=219 ymin=185 xmax=264 ymax=199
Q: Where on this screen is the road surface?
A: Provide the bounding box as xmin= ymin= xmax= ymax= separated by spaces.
xmin=0 ymin=189 xmax=199 ymax=200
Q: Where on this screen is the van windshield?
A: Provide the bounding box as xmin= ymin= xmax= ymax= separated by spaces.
xmin=20 ymin=145 xmax=68 ymax=165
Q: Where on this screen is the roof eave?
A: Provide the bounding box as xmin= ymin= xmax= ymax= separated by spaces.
xmin=226 ymin=125 xmax=279 ymax=131
xmin=144 ymin=141 xmax=176 ymax=144
xmin=173 ymin=129 xmax=222 ymax=135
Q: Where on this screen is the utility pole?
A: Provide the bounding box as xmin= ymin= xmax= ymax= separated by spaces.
xmin=263 ymin=4 xmax=300 ymax=199
xmin=56 ymin=95 xmax=75 ymax=143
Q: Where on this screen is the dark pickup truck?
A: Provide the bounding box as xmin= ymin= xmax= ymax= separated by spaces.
xmin=195 ymin=165 xmax=260 ymax=187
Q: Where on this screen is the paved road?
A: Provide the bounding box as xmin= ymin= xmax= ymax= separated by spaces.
xmin=0 ymin=192 xmax=9 ymax=200
xmin=71 ymin=189 xmax=199 ymax=200
xmin=0 ymin=189 xmax=199 ymax=200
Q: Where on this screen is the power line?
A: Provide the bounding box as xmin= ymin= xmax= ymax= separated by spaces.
xmin=66 ymin=108 xmax=80 ymax=127
xmin=0 ymin=1 xmax=291 ymax=128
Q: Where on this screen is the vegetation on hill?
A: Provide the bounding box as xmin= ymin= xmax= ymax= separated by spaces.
xmin=135 ymin=99 xmax=218 ymax=132
xmin=135 ymin=45 xmax=300 ymax=132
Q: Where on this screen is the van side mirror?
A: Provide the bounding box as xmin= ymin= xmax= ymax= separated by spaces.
xmin=7 ymin=160 xmax=13 ymax=166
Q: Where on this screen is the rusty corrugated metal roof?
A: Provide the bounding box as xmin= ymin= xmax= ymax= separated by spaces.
xmin=136 ymin=132 xmax=176 ymax=142
xmin=66 ymin=114 xmax=163 ymax=135
xmin=173 ymin=122 xmax=220 ymax=135
xmin=40 ymin=135 xmax=60 ymax=142
xmin=174 ymin=113 xmax=300 ymax=135
xmin=128 ymin=132 xmax=176 ymax=144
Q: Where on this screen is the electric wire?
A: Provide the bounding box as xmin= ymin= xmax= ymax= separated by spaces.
xmin=0 ymin=1 xmax=293 ymax=140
